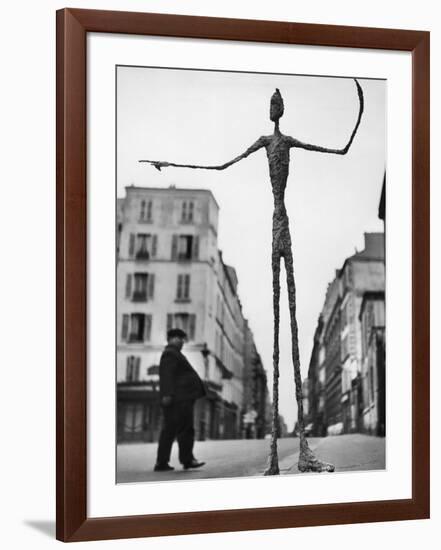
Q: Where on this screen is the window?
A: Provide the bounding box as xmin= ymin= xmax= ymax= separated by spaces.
xmin=133 ymin=273 xmax=148 ymax=301
xmin=166 ymin=313 xmax=196 ymax=340
xmin=215 ymin=295 xmax=225 ymax=324
xmin=369 ymin=363 xmax=375 ymax=404
xmin=122 ymin=403 xmax=144 ymax=435
xmin=129 ymin=313 xmax=145 ymax=342
xmin=341 ymin=333 xmax=350 ymax=361
xmin=140 ymin=199 xmax=153 ymax=222
xmin=121 ymin=313 xmax=152 ymax=343
xmin=128 ymin=233 xmax=157 ymax=259
xmin=136 ymin=234 xmax=150 ymax=259
xmin=125 ymin=273 xmax=155 ymax=301
xmin=181 ymin=200 xmax=194 ymax=223
xmin=121 ymin=314 xmax=129 ymax=340
xmin=176 ymin=274 xmax=191 ymax=301
xmin=341 ymin=298 xmax=352 ymax=329
xmin=116 ymin=222 xmax=122 ymax=258
xmin=126 ymin=356 xmax=141 ymax=381
xmin=344 ymin=264 xmax=353 ymax=291
xmin=171 ymin=234 xmax=199 ymax=261
xmin=364 ymin=302 xmax=374 ymax=345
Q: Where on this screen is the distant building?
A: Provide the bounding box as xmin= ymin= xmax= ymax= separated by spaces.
xmin=306 ymin=317 xmax=322 ymax=436
xmin=277 ymin=414 xmax=289 ymax=438
xmin=116 ymin=185 xmax=268 ymax=442
xmin=242 ymin=320 xmax=269 ymax=438
xmin=322 ymin=275 xmax=343 ymax=435
xmin=359 ymin=291 xmax=386 ymax=435
xmin=307 ymin=232 xmax=385 ymax=436
xmin=339 ymin=233 xmax=385 ymax=432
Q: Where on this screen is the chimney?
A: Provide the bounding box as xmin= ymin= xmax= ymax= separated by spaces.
xmin=363 ymin=233 xmax=385 ymax=258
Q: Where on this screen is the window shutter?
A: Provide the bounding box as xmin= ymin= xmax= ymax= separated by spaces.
xmin=126 ymin=356 xmax=132 ymax=381
xmin=144 ymin=314 xmax=152 ymax=342
xmin=176 ymin=274 xmax=182 ymax=299
xmin=148 ymin=273 xmax=155 ymax=299
xmin=189 ymin=314 xmax=196 ymax=341
xmin=167 ymin=314 xmax=173 ymax=333
xmin=125 ymin=274 xmax=132 ymax=298
xmin=171 ymin=235 xmax=178 ymax=260
xmin=128 ymin=233 xmax=135 ymax=257
xmin=152 ymin=234 xmax=158 ymax=257
xmin=184 ymin=274 xmax=190 ymax=299
xmin=121 ymin=314 xmax=129 ymax=341
xmin=192 ymin=235 xmax=199 ymax=260
xmin=135 ymin=357 xmax=141 ymax=380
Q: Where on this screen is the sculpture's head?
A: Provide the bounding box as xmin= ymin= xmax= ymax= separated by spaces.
xmin=270 ymin=88 xmax=284 ymax=122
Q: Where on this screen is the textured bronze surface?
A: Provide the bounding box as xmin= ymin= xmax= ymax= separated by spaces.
xmin=141 ymin=79 xmax=364 ymax=474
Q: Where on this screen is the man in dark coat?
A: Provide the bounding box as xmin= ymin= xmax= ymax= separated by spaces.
xmin=154 ymin=328 xmax=207 ymax=471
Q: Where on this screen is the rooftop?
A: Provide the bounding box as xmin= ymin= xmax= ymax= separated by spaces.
xmin=122 ymin=184 xmax=220 ymax=210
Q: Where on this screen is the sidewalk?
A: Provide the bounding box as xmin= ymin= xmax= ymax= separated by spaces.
xmin=117 ymin=437 xmax=312 ymax=483
xmin=116 ymin=434 xmax=385 ymax=483
xmin=282 ymin=433 xmax=386 ymax=475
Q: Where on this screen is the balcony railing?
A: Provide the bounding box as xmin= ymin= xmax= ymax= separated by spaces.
xmin=176 ymin=253 xmax=193 ymax=261
xmin=132 ymin=291 xmax=147 ymax=302
xmin=128 ymin=333 xmax=144 ymax=343
xmin=135 ymin=250 xmax=150 ymax=260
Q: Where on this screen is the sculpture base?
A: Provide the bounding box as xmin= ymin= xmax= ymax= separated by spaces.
xmin=298 ymin=446 xmax=335 ymax=473
xmin=263 ymin=464 xmax=280 ymax=476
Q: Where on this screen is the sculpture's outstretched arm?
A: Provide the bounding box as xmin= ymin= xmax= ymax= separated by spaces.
xmin=140 ymin=136 xmax=267 ymax=171
xmin=287 ymin=79 xmax=364 ymax=155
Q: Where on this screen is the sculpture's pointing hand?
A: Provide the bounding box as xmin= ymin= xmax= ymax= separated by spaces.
xmin=152 ymin=161 xmax=169 ymax=171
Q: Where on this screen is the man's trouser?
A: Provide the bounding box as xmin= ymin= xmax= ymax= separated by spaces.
xmin=156 ymin=399 xmax=195 ymax=466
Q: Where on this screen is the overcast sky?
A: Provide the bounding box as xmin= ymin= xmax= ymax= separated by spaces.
xmin=117 ymin=66 xmax=386 ymax=431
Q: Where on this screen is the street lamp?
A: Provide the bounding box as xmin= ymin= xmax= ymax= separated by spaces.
xmin=200 ymin=342 xmax=210 ymax=380
xmin=199 ymin=343 xmax=211 ymax=442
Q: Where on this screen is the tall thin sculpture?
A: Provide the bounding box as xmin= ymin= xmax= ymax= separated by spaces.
xmin=140 ymin=78 xmax=364 ymax=474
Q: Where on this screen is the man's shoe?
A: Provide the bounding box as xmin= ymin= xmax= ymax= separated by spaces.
xmin=183 ymin=460 xmax=205 ymax=470
xmin=154 ymin=463 xmax=174 ymax=472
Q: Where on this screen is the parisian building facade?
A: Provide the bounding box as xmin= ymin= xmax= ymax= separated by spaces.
xmin=359 ymin=291 xmax=385 ymax=435
xmin=305 ymin=232 xmax=385 ymax=437
xmin=116 ymin=185 xmax=268 ymax=443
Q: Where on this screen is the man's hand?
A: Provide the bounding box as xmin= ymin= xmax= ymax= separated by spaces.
xmin=161 ymin=395 xmax=173 ymax=406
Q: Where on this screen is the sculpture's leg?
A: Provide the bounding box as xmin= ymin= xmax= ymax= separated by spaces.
xmin=283 ymin=244 xmax=335 ymax=473
xmin=264 ymin=248 xmax=281 ymax=475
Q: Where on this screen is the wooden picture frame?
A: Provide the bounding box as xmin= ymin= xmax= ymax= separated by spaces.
xmin=56 ymin=8 xmax=430 ymax=542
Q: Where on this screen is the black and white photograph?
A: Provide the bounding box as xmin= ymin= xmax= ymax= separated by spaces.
xmin=1 ymin=0 xmax=435 ymax=546
xmin=115 ymin=65 xmax=386 ymax=483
